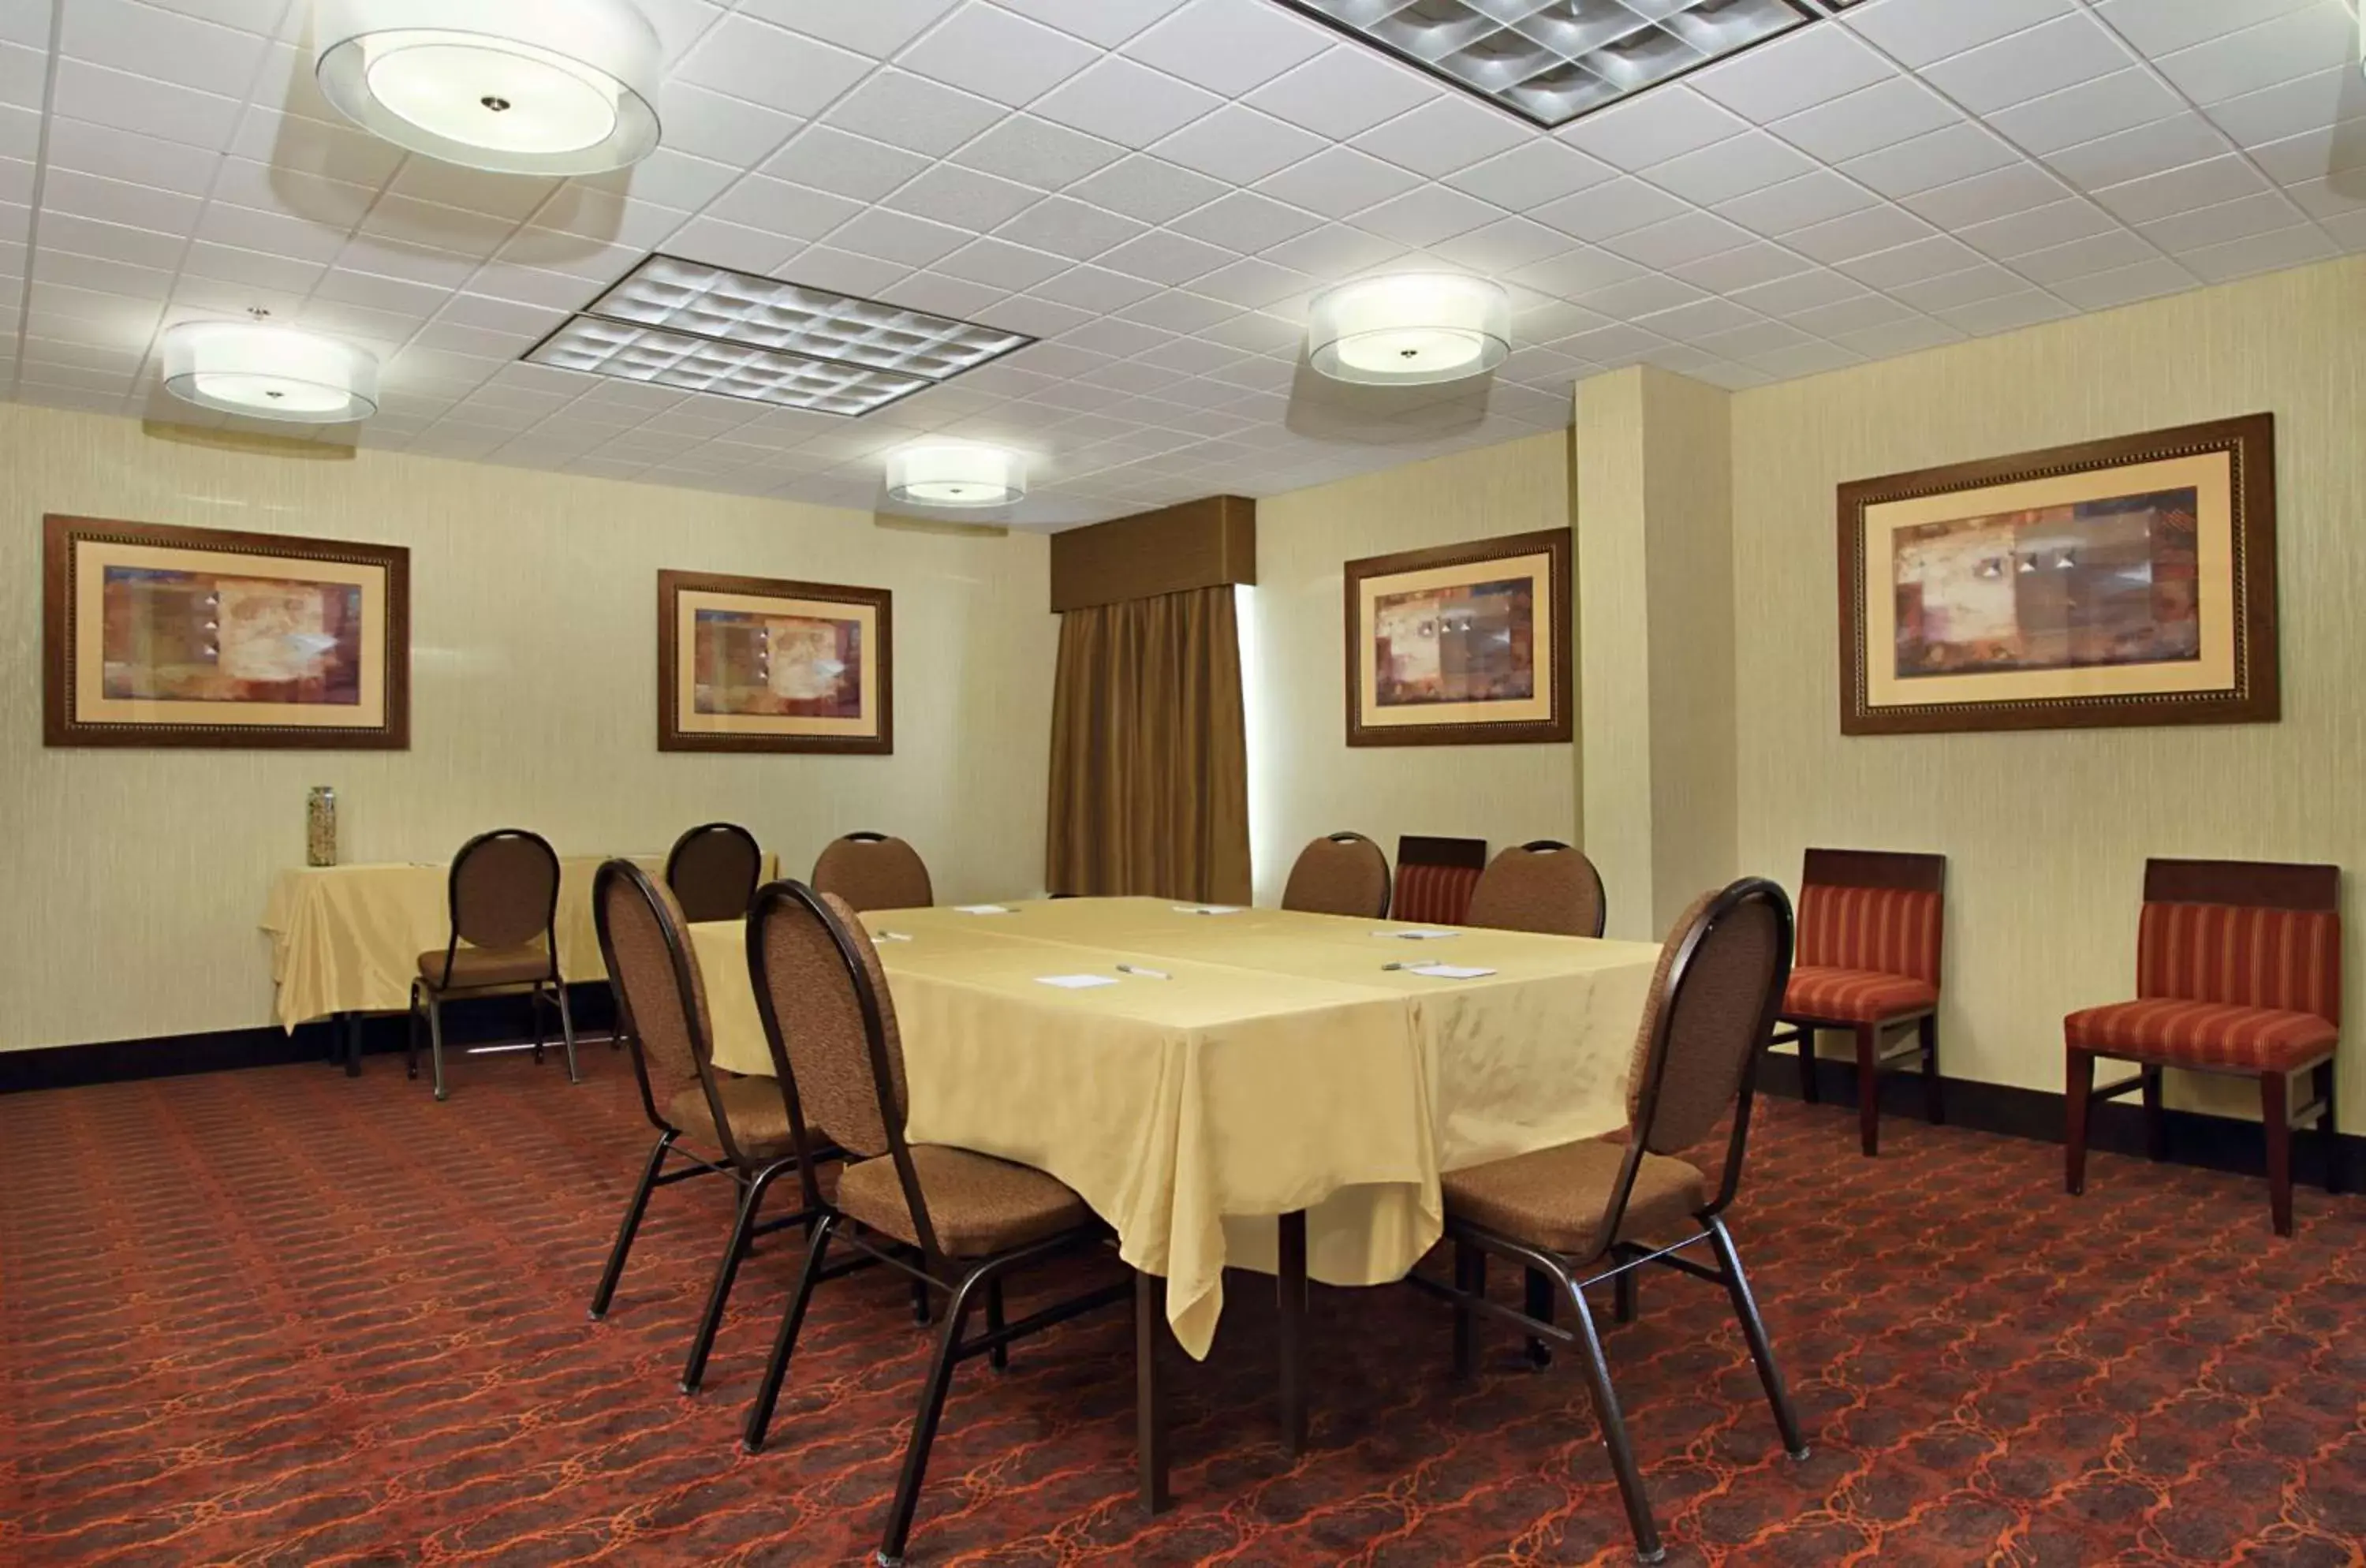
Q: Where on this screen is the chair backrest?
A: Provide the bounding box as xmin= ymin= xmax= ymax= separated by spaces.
xmin=666 ymin=821 xmax=763 ymax=923
xmin=1793 ymin=847 xmax=1945 ymax=986
xmin=1394 ymin=834 xmax=1487 ymax=926
xmin=811 ymin=832 xmax=935 ymax=913
xmin=1281 ymin=831 xmax=1391 ymax=919
xmin=1465 ymin=839 xmax=1606 ymax=937
xmin=448 ymin=829 xmax=561 ymax=954
xmin=592 ymin=858 xmax=718 ymax=1138
xmin=2137 ymin=857 xmax=2341 ymax=1025
xmin=1624 ymin=877 xmax=1794 ymax=1163
xmin=748 ymin=880 xmax=909 ymax=1162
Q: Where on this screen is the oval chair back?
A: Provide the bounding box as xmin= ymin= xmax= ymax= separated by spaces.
xmin=438 ymin=827 xmax=562 ymax=980
xmin=1596 ymin=878 xmax=1793 ymax=1259
xmin=666 ymin=821 xmax=763 ymax=923
xmin=592 ymin=860 xmax=735 ymax=1155
xmin=811 ymin=832 xmax=935 ymax=914
xmin=1465 ymin=839 xmax=1607 ymax=938
xmin=1281 ymin=831 xmax=1392 ymax=918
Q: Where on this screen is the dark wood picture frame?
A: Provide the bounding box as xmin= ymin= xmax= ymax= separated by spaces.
xmin=1838 ymin=413 xmax=2279 ymax=737
xmin=1344 ymin=527 xmax=1573 ymax=748
xmin=657 ymin=569 xmax=894 ymax=756
xmin=43 ymin=513 xmax=410 ymax=750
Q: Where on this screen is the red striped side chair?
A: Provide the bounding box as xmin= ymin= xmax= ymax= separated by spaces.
xmin=1394 ymin=835 xmax=1488 ymax=926
xmin=1769 ymin=849 xmax=1946 ymax=1157
xmin=2065 ymin=858 xmax=2342 ymax=1237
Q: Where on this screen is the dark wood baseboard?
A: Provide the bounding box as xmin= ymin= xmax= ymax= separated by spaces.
xmin=1764 ymin=1056 xmax=2359 ymax=1188
xmin=0 ymin=986 xmax=618 ymax=1096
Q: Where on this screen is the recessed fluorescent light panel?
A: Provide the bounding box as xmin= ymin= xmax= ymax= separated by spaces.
xmin=525 ymin=254 xmax=1033 ymax=416
xmin=1271 ymin=0 xmax=1860 ymax=130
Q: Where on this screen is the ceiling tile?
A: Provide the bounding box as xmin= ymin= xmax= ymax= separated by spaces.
xmin=1257 ymin=222 xmax=1401 ymax=278
xmin=2140 ymin=189 xmax=2312 ymax=252
xmin=1920 ymin=15 xmax=2138 ymax=117
xmin=2088 ymin=0 xmax=2319 ymax=56
xmin=992 ymin=0 xmax=1182 ymax=50
xmin=1558 ymin=88 xmax=1749 ymax=173
xmin=2006 ymin=226 xmax=2160 ymax=283
xmin=764 ymin=126 xmax=931 ymax=203
xmin=50 ymin=58 xmax=241 ymax=146
xmin=1600 ymin=211 xmax=1756 ymax=271
xmin=2046 ymin=253 xmax=2201 ymax=307
xmin=2091 ymin=154 xmax=2274 ymax=224
xmin=882 ymin=162 xmax=1043 ymax=231
xmin=1029 ymin=57 xmax=1224 ymax=149
xmin=656 ymin=216 xmax=799 ymax=273
xmin=823 ymin=71 xmax=1009 ymax=157
xmin=1984 ymin=69 xmax=2184 ymax=156
xmin=2203 ymin=68 xmax=2366 ymax=151
xmin=46 ymin=116 xmax=222 ymax=197
xmin=1842 ymin=0 xmax=2076 ymax=69
xmin=1666 ymin=241 xmax=1812 ymax=294
xmin=1443 ymin=140 xmax=1618 ymax=211
xmin=1429 ymin=216 xmax=1572 ymax=274
xmin=1768 ymin=77 xmax=1961 ymax=165
xmin=1641 ymin=131 xmax=1817 ymax=209
xmin=737 ymin=0 xmax=960 ymax=58
xmin=1729 ymin=266 xmax=1874 ymax=315
xmin=1933 ymin=288 xmax=2074 ymax=334
xmin=703 ymin=175 xmax=866 ymax=240
xmin=1841 ymin=121 xmax=2021 ymax=198
xmin=1029 ymin=263 xmax=1163 ymax=312
xmin=950 ymin=115 xmax=1128 ymax=191
xmin=1066 ymin=153 xmax=1232 ymax=224
xmin=1167 ymin=190 xmax=1323 ymax=252
xmin=1243 ymin=45 xmax=1439 ymax=141
xmin=931 ymin=235 xmax=1070 ymax=292
xmin=1837 ymin=232 xmax=1985 ymax=288
xmin=1255 ymin=145 xmax=1421 ymax=219
xmin=1351 ymin=98 xmax=1531 ymax=181
xmin=1097 ymin=228 xmax=1235 ymax=285
xmin=827 ymin=206 xmax=976 ymax=266
xmin=1687 ymin=24 xmax=1893 ymax=124
xmin=2245 ymin=124 xmax=2366 ymax=185
xmin=1786 ymin=201 xmax=1941 ymax=263
xmin=1190 ymin=255 xmax=1312 ymax=308
xmin=1716 ymin=169 xmax=1879 ymax=237
xmin=1903 ymin=162 xmax=2074 ymax=230
xmin=1532 ymin=176 xmax=1689 ymax=241
xmin=675 ymin=15 xmax=875 ymax=118
xmin=2044 ymin=113 xmax=2234 ymax=191
xmin=994 ymin=193 xmax=1149 ymax=259
xmin=1152 ymin=104 xmax=1326 ymax=185
xmin=1954 ymin=197 xmax=2116 ymax=259
xmin=898 ymin=4 xmax=1101 ymax=108
xmin=1121 ymin=0 xmax=1332 ymax=98
xmin=2150 ymin=3 xmax=2358 ymax=106
xmin=658 ymin=84 xmax=805 ymax=169
xmin=1351 ymin=185 xmax=1502 ymax=248
xmin=58 ymin=0 xmax=271 ymax=95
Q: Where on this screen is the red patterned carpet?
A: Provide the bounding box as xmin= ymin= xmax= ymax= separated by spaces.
xmin=2 ymin=1048 xmax=2363 ymax=1566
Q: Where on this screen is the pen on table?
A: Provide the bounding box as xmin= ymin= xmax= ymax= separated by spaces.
xmin=1115 ymin=963 xmax=1170 ymax=980
xmin=1381 ymin=961 xmax=1413 ymax=971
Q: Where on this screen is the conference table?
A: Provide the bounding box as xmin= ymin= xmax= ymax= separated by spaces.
xmin=686 ymin=895 xmax=1662 ymax=1501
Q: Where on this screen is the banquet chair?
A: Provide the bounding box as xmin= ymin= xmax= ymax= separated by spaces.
xmin=1416 ymin=878 xmax=1806 ymax=1565
xmin=1466 ymin=840 xmax=1607 ymax=937
xmin=666 ymin=821 xmax=764 ymax=922
xmin=2065 ymin=857 xmax=2342 ymax=1237
xmin=1767 ymin=849 xmax=1946 ymax=1157
xmin=812 ymin=831 xmax=935 ymax=913
xmin=1281 ymin=831 xmax=1392 ymax=918
xmin=587 ymin=860 xmax=836 ymax=1394
xmin=738 ymin=879 xmax=1126 ymax=1566
xmin=1394 ymin=834 xmax=1488 ymax=925
xmin=407 ymin=828 xmax=577 ymax=1101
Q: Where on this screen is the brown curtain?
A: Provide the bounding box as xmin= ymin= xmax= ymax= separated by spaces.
xmin=1047 ymin=585 xmax=1250 ymax=904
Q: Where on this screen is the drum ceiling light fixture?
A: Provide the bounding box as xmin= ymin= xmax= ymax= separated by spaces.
xmin=161 ymin=321 xmax=381 ymax=424
xmin=315 ymin=0 xmax=662 ymax=175
xmin=1306 ymin=274 xmax=1512 ymax=387
xmin=885 ymin=443 xmax=1028 ymax=509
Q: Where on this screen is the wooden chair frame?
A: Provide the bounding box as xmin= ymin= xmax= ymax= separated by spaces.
xmin=405 ymin=827 xmax=577 ymax=1101
xmin=737 ymin=879 xmax=1127 ymax=1568
xmin=2066 ymin=857 xmax=2343 ymax=1237
xmin=584 ymin=860 xmax=837 ymax=1394
xmin=1409 ymin=878 xmax=1808 ymax=1565
xmin=1768 ymin=848 xmax=1946 ymax=1157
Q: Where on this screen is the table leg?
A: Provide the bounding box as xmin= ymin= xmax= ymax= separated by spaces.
xmin=336 ymin=1013 xmax=364 ymax=1077
xmin=1134 ymin=1268 xmax=1172 ymax=1514
xmin=1278 ymin=1209 xmax=1308 ymax=1458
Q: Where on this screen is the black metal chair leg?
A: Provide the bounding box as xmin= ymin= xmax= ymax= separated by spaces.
xmin=1613 ymin=1267 xmax=1638 ymax=1325
xmin=987 ymin=1276 xmax=1008 ymax=1372
xmin=592 ymin=1132 xmax=674 ymax=1320
xmin=1558 ymin=1268 xmax=1663 ymax=1564
xmin=743 ymin=1213 xmax=837 ymax=1454
xmin=531 ymin=984 xmax=547 ymax=1065
xmin=1451 ymin=1240 xmax=1483 ymax=1377
xmin=1524 ymin=1265 xmax=1554 ymax=1365
xmin=427 ymin=992 xmax=449 ymax=1101
xmin=2317 ymin=1060 xmax=2341 ymax=1196
xmin=554 ymin=982 xmax=580 ymax=1084
xmin=1706 ymin=1216 xmax=1808 ymax=1458
xmin=911 ymin=1262 xmax=932 ymax=1325
xmin=405 ymin=983 xmax=422 ymax=1081
xmin=1919 ymin=1013 xmax=1942 ymax=1125
xmin=877 ymin=1267 xmax=989 ymax=1567
xmin=683 ymin=1165 xmax=778 ymax=1394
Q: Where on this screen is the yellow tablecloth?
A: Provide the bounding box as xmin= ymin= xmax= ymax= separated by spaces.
xmin=688 ymin=897 xmax=1660 ymax=1360
xmin=261 ymin=853 xmax=775 ymax=1029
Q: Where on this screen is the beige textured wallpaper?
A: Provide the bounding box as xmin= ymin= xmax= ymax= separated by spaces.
xmin=0 ymin=404 xmax=1056 ymax=1051
xmin=1730 ymin=256 xmax=2366 ymax=1130
xmin=1246 ymin=431 xmax=1579 ymax=906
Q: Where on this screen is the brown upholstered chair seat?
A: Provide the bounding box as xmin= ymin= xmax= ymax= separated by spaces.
xmin=1783 ymin=965 xmax=1937 ymax=1023
xmin=2065 ymin=999 xmax=2337 ymax=1072
xmin=416 ymin=944 xmax=552 ymax=987
xmin=665 ymin=1077 xmax=800 ymax=1161
xmin=1441 ymin=1138 xmax=1707 ymax=1258
xmin=835 ymin=1144 xmax=1092 ymax=1257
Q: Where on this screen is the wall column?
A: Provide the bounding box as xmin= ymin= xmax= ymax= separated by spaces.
xmin=1573 ymin=365 xmax=1738 ymax=938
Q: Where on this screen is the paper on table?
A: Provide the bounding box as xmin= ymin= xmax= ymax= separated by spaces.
xmin=1171 ymin=905 xmax=1243 ymax=915
xmin=1375 ymin=928 xmax=1460 ymax=940
xmin=1036 ymin=973 xmax=1120 ymax=989
xmin=954 ymin=904 xmax=1013 ymax=915
xmin=1407 ymin=964 xmax=1496 ymax=980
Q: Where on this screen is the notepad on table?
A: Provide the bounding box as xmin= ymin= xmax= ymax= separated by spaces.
xmin=954 ymin=904 xmax=1013 ymax=915
xmin=1375 ymin=928 xmax=1459 ymax=940
xmin=1171 ymin=905 xmax=1243 ymax=915
xmin=1036 ymin=973 xmax=1119 ymax=990
xmin=1405 ymin=964 xmax=1495 ymax=980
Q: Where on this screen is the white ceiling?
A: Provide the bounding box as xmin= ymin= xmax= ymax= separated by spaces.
xmin=2 ymin=0 xmax=2361 ymax=527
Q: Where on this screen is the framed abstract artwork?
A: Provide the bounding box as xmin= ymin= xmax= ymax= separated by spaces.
xmin=43 ymin=513 xmax=409 ymax=749
xmin=1838 ymin=414 xmax=2278 ymax=736
xmin=657 ymin=569 xmax=893 ymax=754
xmin=1343 ymin=527 xmax=1573 ymax=747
